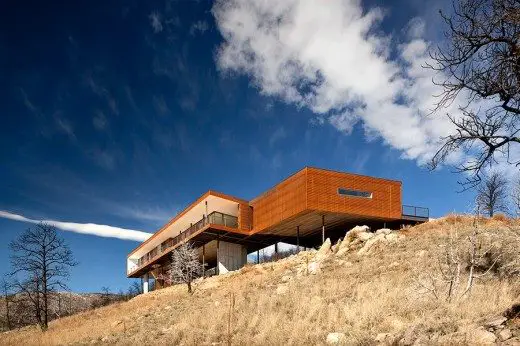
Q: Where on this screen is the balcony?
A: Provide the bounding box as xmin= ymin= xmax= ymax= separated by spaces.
xmin=133 ymin=211 xmax=238 ymax=272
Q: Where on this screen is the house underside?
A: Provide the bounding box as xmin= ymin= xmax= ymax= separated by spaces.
xmin=127 ymin=167 xmax=429 ymax=292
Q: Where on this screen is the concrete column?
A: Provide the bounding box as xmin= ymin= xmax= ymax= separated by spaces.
xmin=142 ymin=273 xmax=149 ymax=294
xmin=217 ymin=241 xmax=247 ymax=274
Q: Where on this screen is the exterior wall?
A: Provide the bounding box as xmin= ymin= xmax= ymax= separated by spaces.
xmin=306 ymin=167 xmax=402 ymax=219
xmin=238 ymin=202 xmax=253 ymax=231
xmin=217 ymin=241 xmax=247 ymax=274
xmin=250 ymin=169 xmax=308 ymax=232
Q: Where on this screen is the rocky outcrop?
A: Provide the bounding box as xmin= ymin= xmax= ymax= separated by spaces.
xmin=326 ymin=332 xmax=346 ymax=344
xmin=334 ymin=226 xmax=404 ymax=257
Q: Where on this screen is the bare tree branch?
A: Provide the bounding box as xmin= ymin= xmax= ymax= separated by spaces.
xmin=428 ymin=0 xmax=520 ymax=187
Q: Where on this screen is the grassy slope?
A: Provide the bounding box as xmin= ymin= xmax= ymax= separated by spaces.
xmin=1 ymin=216 xmax=519 ymax=345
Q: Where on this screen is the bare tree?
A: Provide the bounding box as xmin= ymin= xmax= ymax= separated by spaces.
xmin=127 ymin=281 xmax=142 ymax=298
xmin=9 ymin=223 xmax=77 ymax=330
xmin=428 ymin=0 xmax=520 ymax=188
xmin=512 ymin=175 xmax=520 ymax=217
xmin=100 ymin=286 xmax=111 ymax=306
xmin=476 ymin=171 xmax=509 ymax=216
xmin=1 ymin=277 xmax=12 ymax=331
xmin=160 ymin=242 xmax=202 ymax=294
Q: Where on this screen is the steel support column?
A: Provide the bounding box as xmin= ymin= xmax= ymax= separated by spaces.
xmin=321 ymin=215 xmax=325 ymax=244
xmin=296 ymin=225 xmax=300 ymax=252
xmin=202 ymin=243 xmax=205 ymax=278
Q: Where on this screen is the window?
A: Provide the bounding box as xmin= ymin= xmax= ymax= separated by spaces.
xmin=338 ymin=188 xmax=372 ymax=198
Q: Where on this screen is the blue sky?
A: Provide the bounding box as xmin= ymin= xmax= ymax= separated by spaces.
xmin=0 ymin=0 xmax=476 ymax=293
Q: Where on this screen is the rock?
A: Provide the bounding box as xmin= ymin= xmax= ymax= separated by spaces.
xmin=416 ymin=250 xmax=427 ymax=258
xmin=357 ymin=232 xmax=374 ymax=242
xmin=357 ymin=234 xmax=386 ymax=255
xmin=398 ymin=325 xmax=419 ymax=345
xmin=326 ymin=332 xmax=346 ymax=344
xmin=345 ymin=225 xmax=370 ymax=241
xmin=281 ymin=275 xmax=292 ymax=283
xmin=375 ymin=333 xmax=392 ymax=343
xmin=111 ymin=320 xmax=122 ymax=327
xmin=499 ymin=329 xmax=513 ymax=341
xmin=315 ymin=238 xmax=332 ymax=261
xmin=101 ymin=336 xmax=109 ymax=342
xmin=308 ymin=261 xmax=321 ymax=275
xmin=336 ymin=248 xmax=348 ymax=257
xmin=389 ymin=261 xmax=399 ymax=268
xmin=333 ymin=239 xmax=342 ymax=253
xmin=276 ymin=285 xmax=289 ymax=295
xmin=470 ymin=327 xmax=497 ymax=344
xmin=384 ymin=233 xmax=399 ymax=242
xmin=484 ymin=317 xmax=507 ymax=328
xmin=375 ymin=228 xmax=392 ymax=235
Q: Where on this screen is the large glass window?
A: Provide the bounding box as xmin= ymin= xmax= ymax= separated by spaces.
xmin=337 ymin=188 xmax=372 ymax=198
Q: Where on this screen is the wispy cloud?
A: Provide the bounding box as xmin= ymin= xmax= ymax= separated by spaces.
xmin=269 ymin=126 xmax=287 ymax=147
xmin=92 ymin=110 xmax=108 ymax=131
xmin=189 ymin=20 xmax=208 ymax=36
xmin=0 ymin=210 xmax=152 ymax=242
xmin=152 ymin=94 xmax=170 ymax=116
xmin=149 ymin=11 xmax=163 ymax=33
xmin=19 ymin=88 xmax=39 ymax=115
xmin=84 ymin=71 xmax=119 ymax=115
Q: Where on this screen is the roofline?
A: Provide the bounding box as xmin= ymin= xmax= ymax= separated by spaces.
xmin=250 ymin=166 xmax=402 ymax=204
xmin=127 ymin=190 xmax=248 ymax=258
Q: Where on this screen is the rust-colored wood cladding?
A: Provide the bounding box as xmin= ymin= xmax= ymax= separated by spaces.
xmin=250 ymin=169 xmax=308 ymax=233
xmin=306 ymin=167 xmax=402 ymax=220
xmin=238 ymin=202 xmax=253 ymax=231
xmin=250 ymin=167 xmax=402 ymax=233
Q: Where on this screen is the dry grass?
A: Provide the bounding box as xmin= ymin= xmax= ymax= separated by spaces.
xmin=1 ymin=216 xmax=519 ymax=345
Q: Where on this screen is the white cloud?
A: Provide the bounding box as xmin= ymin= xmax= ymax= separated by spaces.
xmin=0 ymin=210 xmax=152 ymax=242
xmin=212 ymin=0 xmax=463 ymax=165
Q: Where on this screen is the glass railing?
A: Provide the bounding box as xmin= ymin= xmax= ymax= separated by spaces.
xmin=132 ymin=211 xmax=238 ymax=272
xmin=402 ymin=205 xmax=429 ymax=218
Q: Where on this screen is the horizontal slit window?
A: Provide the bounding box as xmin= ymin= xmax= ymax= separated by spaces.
xmin=338 ymin=188 xmax=372 ymax=199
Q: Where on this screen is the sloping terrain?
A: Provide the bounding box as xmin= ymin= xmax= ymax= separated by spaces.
xmin=2 ymin=216 xmax=519 ymax=345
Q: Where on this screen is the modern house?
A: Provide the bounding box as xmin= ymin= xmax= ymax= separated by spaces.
xmin=127 ymin=167 xmax=428 ymax=292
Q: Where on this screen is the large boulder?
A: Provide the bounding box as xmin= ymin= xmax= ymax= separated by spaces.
xmin=470 ymin=327 xmax=497 ymax=344
xmin=357 ymin=234 xmax=386 ymax=255
xmin=315 ymin=238 xmax=332 ymax=261
xmin=357 ymin=232 xmax=374 ymax=242
xmin=375 ymin=228 xmax=392 ymax=235
xmin=384 ymin=233 xmax=399 ymax=242
xmin=333 ymin=238 xmax=342 ymax=254
xmin=345 ymin=225 xmax=370 ymax=242
xmin=307 ymin=261 xmax=321 ymax=275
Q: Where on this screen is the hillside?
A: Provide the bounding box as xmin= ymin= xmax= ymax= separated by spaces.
xmin=2 ymin=216 xmax=519 ymax=345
